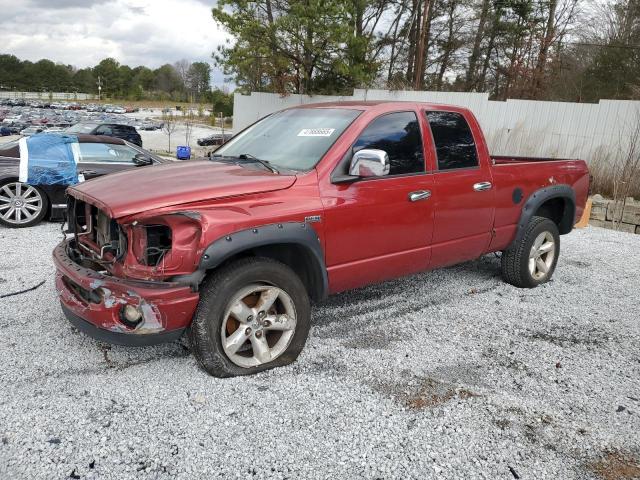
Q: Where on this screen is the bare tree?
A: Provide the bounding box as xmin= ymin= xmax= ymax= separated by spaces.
xmin=611 ymin=111 xmax=640 ymax=228
xmin=162 ymin=110 xmax=178 ymax=154
xmin=184 ymin=108 xmax=195 ymax=147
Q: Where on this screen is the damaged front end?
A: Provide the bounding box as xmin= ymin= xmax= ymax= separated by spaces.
xmin=53 ymin=196 xmax=200 ymax=345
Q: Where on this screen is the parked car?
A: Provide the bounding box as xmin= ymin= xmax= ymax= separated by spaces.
xmin=54 ymin=101 xmax=589 ymax=377
xmin=0 ymin=126 xmax=11 ymax=136
xmin=66 ymin=122 xmax=142 ymax=147
xmin=20 ymin=126 xmax=46 ymax=136
xmin=0 ymin=135 xmax=167 ymax=228
xmin=197 ymin=133 xmax=234 ymax=146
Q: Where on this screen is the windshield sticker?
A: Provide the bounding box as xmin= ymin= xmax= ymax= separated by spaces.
xmin=297 ymin=128 xmax=335 ymax=137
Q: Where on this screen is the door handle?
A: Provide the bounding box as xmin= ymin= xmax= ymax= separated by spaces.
xmin=80 ymin=170 xmax=97 ymax=175
xmin=473 ymin=181 xmax=492 ymax=192
xmin=408 ymin=190 xmax=431 ymax=202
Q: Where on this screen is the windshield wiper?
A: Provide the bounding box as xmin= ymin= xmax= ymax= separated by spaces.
xmin=237 ymin=154 xmax=279 ymax=174
xmin=211 ymin=153 xmax=279 ymax=174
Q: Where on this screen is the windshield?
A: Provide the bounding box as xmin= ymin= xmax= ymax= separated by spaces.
xmin=67 ymin=123 xmax=97 ymax=134
xmin=214 ymin=108 xmax=361 ymax=170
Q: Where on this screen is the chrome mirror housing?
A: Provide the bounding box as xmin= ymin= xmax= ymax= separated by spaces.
xmin=349 ymin=149 xmax=390 ymax=177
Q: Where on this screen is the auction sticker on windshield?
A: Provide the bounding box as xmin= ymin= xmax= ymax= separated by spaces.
xmin=297 ymin=128 xmax=335 ymax=137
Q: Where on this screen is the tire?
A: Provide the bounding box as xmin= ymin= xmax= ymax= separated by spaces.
xmin=0 ymin=179 xmax=49 ymax=228
xmin=189 ymin=257 xmax=311 ymax=377
xmin=501 ymin=216 xmax=560 ymax=288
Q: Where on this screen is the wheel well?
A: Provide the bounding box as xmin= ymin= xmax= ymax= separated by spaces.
xmin=214 ymin=243 xmax=325 ymax=302
xmin=533 ymin=197 xmax=574 ymax=234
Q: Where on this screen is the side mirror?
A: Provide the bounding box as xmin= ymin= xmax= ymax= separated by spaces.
xmin=133 ymin=153 xmax=153 ymax=167
xmin=349 ymin=149 xmax=390 ymax=177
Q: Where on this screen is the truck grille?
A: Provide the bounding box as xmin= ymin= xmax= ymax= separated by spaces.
xmin=67 ymin=196 xmax=126 ymax=260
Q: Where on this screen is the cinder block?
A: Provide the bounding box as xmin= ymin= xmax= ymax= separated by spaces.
xmin=589 ymin=219 xmax=637 ymax=233
xmin=590 ymin=204 xmax=607 ymax=221
xmin=621 ymin=203 xmax=640 ymax=225
xmin=636 ymin=225 xmax=640 ymax=235
xmin=606 ymin=202 xmax=624 ymax=221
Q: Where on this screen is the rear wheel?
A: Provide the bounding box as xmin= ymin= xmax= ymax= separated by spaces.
xmin=501 ymin=216 xmax=560 ymax=288
xmin=0 ymin=180 xmax=48 ymax=228
xmin=189 ymin=258 xmax=311 ymax=377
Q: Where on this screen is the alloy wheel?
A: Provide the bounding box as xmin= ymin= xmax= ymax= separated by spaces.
xmin=528 ymin=231 xmax=556 ymax=280
xmin=221 ymin=284 xmax=297 ymax=368
xmin=0 ymin=182 xmax=44 ymax=225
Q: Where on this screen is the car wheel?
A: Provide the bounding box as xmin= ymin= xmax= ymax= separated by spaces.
xmin=0 ymin=180 xmax=49 ymax=228
xmin=501 ymin=216 xmax=560 ymax=288
xmin=189 ymin=257 xmax=311 ymax=377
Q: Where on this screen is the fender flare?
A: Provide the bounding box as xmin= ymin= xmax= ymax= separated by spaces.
xmin=513 ymin=184 xmax=576 ymax=244
xmin=195 ymin=222 xmax=328 ymax=300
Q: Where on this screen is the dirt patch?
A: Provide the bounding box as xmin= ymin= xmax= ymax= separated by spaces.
xmin=589 ymin=451 xmax=640 ymax=480
xmin=525 ymin=328 xmax=607 ymax=348
xmin=403 ymin=378 xmax=479 ymax=410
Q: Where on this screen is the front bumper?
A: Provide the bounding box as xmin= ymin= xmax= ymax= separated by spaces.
xmin=53 ymin=239 xmax=199 ymax=346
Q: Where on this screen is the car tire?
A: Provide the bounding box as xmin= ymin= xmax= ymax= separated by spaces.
xmin=189 ymin=257 xmax=311 ymax=377
xmin=0 ymin=180 xmax=49 ymax=228
xmin=501 ymin=216 xmax=560 ymax=288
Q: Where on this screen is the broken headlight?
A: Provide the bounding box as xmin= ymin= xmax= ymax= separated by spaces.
xmin=131 ymin=224 xmax=172 ymax=266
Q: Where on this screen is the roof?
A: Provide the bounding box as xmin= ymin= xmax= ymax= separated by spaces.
xmin=76 ymin=134 xmax=126 ymax=145
xmin=289 ymin=100 xmax=467 ymax=112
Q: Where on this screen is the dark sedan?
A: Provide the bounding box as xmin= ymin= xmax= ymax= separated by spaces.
xmin=0 ymin=135 xmax=168 ymax=228
xmin=196 ymin=132 xmax=233 ymax=146
xmin=67 ymin=122 xmax=143 ymax=147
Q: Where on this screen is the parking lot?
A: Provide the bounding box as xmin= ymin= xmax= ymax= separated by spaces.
xmin=0 ymin=222 xmax=638 ymax=479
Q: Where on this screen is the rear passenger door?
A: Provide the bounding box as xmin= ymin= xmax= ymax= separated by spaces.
xmin=424 ymin=110 xmax=495 ymax=268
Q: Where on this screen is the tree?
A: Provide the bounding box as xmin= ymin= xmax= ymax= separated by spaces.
xmin=93 ymin=58 xmax=121 ymax=97
xmin=162 ymin=110 xmax=178 ymax=153
xmin=187 ymin=62 xmax=211 ymax=101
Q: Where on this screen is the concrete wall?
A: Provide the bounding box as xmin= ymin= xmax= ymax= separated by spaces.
xmin=233 ymin=90 xmax=639 ymax=165
xmin=590 ymin=196 xmax=640 ymax=234
xmin=0 ymin=91 xmax=97 ymax=101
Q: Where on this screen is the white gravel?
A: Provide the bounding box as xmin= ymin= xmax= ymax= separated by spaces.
xmin=0 ymin=224 xmax=638 ymax=479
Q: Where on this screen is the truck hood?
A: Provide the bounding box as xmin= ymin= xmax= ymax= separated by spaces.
xmin=68 ymin=160 xmax=297 ymax=219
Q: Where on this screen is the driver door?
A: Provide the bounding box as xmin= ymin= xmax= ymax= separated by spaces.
xmin=320 ymin=111 xmax=435 ymax=293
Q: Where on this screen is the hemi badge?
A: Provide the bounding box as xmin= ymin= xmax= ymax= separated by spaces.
xmin=304 ymin=215 xmax=322 ymax=223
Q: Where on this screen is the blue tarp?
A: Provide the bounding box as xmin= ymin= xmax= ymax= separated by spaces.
xmin=20 ymin=133 xmax=80 ymax=186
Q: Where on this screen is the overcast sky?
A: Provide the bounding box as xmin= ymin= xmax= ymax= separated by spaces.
xmin=0 ymin=0 xmax=231 ymax=86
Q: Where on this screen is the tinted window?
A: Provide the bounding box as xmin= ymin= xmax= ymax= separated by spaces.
xmin=78 ymin=143 xmax=138 ymax=163
xmin=95 ymin=125 xmax=112 ymax=135
xmin=353 ymin=112 xmax=424 ymax=176
xmin=426 ymin=111 xmax=478 ymax=170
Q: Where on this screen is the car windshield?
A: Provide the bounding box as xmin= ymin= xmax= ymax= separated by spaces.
xmin=213 ymin=108 xmax=361 ymax=171
xmin=67 ymin=123 xmax=97 ymax=133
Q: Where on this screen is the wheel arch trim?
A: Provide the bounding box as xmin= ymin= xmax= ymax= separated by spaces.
xmin=513 ymin=184 xmax=576 ymax=244
xmin=195 ymin=222 xmax=328 ymax=301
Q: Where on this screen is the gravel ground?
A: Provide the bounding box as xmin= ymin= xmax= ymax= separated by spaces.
xmin=0 ymin=223 xmax=639 ymax=480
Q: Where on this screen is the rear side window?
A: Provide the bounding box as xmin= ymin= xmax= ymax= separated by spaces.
xmin=353 ymin=111 xmax=424 ymax=176
xmin=426 ymin=111 xmax=478 ymax=170
xmin=78 ymin=143 xmax=138 ymax=163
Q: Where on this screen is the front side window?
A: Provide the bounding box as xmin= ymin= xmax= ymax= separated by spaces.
xmin=425 ymin=111 xmax=478 ymax=170
xmin=95 ymin=125 xmax=113 ymax=135
xmin=214 ymin=108 xmax=361 ymax=171
xmin=78 ymin=143 xmax=138 ymax=163
xmin=353 ymin=112 xmax=424 ymax=176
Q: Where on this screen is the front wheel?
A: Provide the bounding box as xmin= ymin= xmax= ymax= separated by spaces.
xmin=501 ymin=216 xmax=560 ymax=288
xmin=189 ymin=258 xmax=311 ymax=377
xmin=0 ymin=180 xmax=48 ymax=228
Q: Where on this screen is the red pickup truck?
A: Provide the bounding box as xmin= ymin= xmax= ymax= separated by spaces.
xmin=53 ymin=101 xmax=589 ymax=377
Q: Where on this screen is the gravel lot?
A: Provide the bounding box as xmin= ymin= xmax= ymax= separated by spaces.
xmin=0 ymin=223 xmax=639 ymax=479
